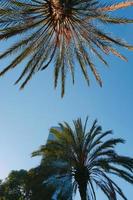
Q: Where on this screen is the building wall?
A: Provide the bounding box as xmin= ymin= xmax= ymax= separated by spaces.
xmin=47 ymin=127 xmax=72 ymax=200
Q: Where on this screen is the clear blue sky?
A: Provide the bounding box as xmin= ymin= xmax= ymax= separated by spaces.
xmin=0 ymin=3 xmax=133 ymax=200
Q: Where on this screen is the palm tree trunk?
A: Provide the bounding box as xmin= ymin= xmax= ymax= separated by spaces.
xmin=78 ymin=182 xmax=87 ymax=200
xmin=50 ymin=0 xmax=61 ymax=8
xmin=50 ymin=0 xmax=63 ymax=18
xmin=101 ymin=1 xmax=133 ymax=12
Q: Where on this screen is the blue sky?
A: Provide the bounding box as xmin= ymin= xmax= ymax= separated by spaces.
xmin=0 ymin=3 xmax=133 ymax=200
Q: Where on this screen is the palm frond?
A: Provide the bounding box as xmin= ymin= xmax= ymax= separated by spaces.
xmin=100 ymin=1 xmax=133 ymax=12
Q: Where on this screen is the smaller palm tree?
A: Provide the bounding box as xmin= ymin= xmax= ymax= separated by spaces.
xmin=33 ymin=117 xmax=133 ymax=200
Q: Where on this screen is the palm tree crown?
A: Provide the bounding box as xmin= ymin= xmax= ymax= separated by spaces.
xmin=0 ymin=0 xmax=133 ymax=96
xmin=33 ymin=117 xmax=133 ymax=200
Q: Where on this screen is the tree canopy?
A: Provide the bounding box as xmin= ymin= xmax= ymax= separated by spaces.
xmin=0 ymin=0 xmax=133 ymax=96
xmin=33 ymin=117 xmax=133 ymax=200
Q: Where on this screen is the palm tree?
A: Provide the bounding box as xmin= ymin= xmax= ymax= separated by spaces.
xmin=0 ymin=0 xmax=133 ymax=96
xmin=33 ymin=117 xmax=133 ymax=200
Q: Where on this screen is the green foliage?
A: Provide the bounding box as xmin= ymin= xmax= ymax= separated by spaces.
xmin=0 ymin=170 xmax=31 ymax=200
xmin=33 ymin=117 xmax=133 ymax=200
xmin=0 ymin=166 xmax=67 ymax=200
xmin=0 ymin=0 xmax=133 ymax=96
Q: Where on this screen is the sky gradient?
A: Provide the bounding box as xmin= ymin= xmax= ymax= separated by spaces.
xmin=0 ymin=3 xmax=133 ymax=200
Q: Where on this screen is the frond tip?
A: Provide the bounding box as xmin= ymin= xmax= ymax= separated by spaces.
xmin=100 ymin=1 xmax=133 ymax=12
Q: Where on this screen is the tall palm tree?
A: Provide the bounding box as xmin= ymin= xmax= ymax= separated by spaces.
xmin=33 ymin=117 xmax=133 ymax=200
xmin=0 ymin=0 xmax=133 ymax=96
